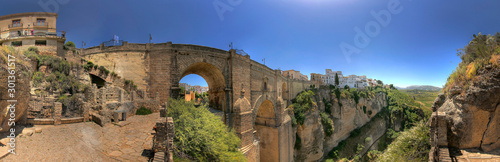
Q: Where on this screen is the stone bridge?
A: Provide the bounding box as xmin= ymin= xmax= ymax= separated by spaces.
xmin=81 ymin=42 xmax=313 ymax=162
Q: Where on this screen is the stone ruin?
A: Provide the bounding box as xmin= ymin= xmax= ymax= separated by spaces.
xmin=152 ymin=106 xmax=175 ymax=162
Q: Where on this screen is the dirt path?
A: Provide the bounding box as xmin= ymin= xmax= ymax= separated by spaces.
xmin=1 ymin=113 xmax=161 ymax=161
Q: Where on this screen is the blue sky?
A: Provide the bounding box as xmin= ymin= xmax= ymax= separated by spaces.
xmin=3 ymin=0 xmax=500 ymax=88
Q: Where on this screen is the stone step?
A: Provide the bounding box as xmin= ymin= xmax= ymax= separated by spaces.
xmin=152 ymin=152 xmax=165 ymax=162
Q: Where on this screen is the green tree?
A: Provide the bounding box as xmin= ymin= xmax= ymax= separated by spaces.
xmin=65 ymin=41 xmax=76 ymax=48
xmin=377 ymin=80 xmax=384 ymax=85
xmin=335 ymin=73 xmax=339 ymax=86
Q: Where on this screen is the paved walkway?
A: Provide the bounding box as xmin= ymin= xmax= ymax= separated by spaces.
xmin=453 ymin=148 xmax=500 ymax=162
xmin=0 ymin=113 xmax=160 ymax=161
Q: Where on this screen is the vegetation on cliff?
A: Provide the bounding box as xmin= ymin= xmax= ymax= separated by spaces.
xmin=25 ymin=47 xmax=86 ymax=93
xmin=444 ymin=32 xmax=500 ymax=94
xmin=320 ymin=85 xmax=429 ymax=161
xmin=376 ymin=121 xmax=430 ymax=162
xmin=167 ymin=99 xmax=246 ymax=162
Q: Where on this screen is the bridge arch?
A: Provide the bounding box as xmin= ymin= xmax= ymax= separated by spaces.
xmin=178 ymin=62 xmax=226 ymax=111
xmin=255 ymin=99 xmax=279 ymax=162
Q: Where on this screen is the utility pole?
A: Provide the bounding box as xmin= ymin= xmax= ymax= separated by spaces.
xmin=149 ymin=33 xmax=152 ymax=44
xmin=81 ymin=41 xmax=86 ymax=55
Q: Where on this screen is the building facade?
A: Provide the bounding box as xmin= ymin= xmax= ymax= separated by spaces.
xmin=0 ymin=12 xmax=65 ymax=56
xmin=282 ymin=70 xmax=308 ymax=81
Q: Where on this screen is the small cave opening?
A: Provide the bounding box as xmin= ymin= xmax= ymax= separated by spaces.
xmin=90 ymin=74 xmax=106 ymax=88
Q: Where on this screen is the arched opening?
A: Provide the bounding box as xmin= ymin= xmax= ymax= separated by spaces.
xmin=89 ymin=74 xmax=106 ymax=88
xmin=178 ymin=62 xmax=226 ymax=112
xmin=255 ymin=100 xmax=279 ymax=162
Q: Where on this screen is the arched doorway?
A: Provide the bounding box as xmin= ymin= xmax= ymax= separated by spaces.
xmin=255 ymin=100 xmax=279 ymax=162
xmin=177 ymin=62 xmax=227 ymax=114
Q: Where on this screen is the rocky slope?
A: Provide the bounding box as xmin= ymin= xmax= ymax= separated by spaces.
xmin=432 ymin=67 xmax=500 ymax=152
xmin=293 ymin=87 xmax=388 ymax=161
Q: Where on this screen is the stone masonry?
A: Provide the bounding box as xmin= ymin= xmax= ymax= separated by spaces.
xmin=81 ymin=42 xmax=314 ymax=161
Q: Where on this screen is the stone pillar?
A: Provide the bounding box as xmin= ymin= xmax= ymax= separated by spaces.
xmin=53 ymin=102 xmax=62 ymax=125
xmin=83 ymin=103 xmax=90 ymax=122
xmin=166 ymin=117 xmax=175 ymax=162
xmin=436 ymin=112 xmax=448 ymax=146
xmin=101 ymin=88 xmax=107 ymax=105
xmin=119 ymin=89 xmax=124 ymax=102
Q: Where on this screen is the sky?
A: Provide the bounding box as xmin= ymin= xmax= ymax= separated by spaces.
xmin=3 ymin=0 xmax=500 ymax=88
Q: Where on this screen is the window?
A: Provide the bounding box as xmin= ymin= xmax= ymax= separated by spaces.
xmin=35 ymin=40 xmax=47 ymax=46
xmin=12 ymin=20 xmax=21 ymax=27
xmin=37 ymin=19 xmax=46 ymax=26
xmin=12 ymin=41 xmax=22 ymax=47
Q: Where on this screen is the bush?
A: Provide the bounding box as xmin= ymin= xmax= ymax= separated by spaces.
xmin=377 ymin=121 xmax=430 ymax=162
xmin=365 ymin=137 xmax=372 ymax=143
xmin=167 ymin=99 xmax=246 ymax=161
xmin=135 ymin=107 xmax=152 ymax=115
xmin=320 ymin=112 xmax=334 ymax=137
xmin=445 ymin=32 xmax=500 ymax=95
xmin=291 ymin=90 xmax=316 ymax=125
xmin=65 ymin=41 xmax=76 ymax=48
xmin=28 ymin=46 xmax=39 ymax=54
xmin=32 ymin=72 xmax=44 ymax=87
xmin=295 ymin=133 xmax=302 ymax=150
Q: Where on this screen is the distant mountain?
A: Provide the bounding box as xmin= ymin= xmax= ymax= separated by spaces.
xmin=398 ymin=85 xmax=441 ymax=91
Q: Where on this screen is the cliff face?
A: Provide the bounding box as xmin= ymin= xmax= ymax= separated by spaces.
xmin=431 ymin=67 xmax=500 ymax=152
xmin=0 ymin=48 xmax=32 ymax=132
xmin=294 ymin=88 xmax=388 ymax=161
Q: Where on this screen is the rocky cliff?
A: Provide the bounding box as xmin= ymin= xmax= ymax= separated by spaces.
xmin=293 ymin=87 xmax=388 ymax=161
xmin=0 ymin=46 xmax=32 ymax=132
xmin=431 ymin=67 xmax=500 ymax=153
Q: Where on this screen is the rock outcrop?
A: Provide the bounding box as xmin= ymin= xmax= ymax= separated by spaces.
xmin=431 ymin=67 xmax=500 ymax=157
xmin=0 ymin=49 xmax=32 ymax=132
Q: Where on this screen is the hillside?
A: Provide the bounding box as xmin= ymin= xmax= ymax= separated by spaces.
xmin=397 ymin=85 xmax=441 ymax=91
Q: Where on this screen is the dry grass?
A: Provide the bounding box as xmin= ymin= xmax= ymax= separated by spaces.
xmin=490 ymin=54 xmax=500 ymax=67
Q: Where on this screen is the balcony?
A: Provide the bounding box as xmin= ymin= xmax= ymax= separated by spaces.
xmin=0 ymin=29 xmax=66 ymax=41
xmin=8 ymin=23 xmax=23 ymax=29
xmin=33 ymin=22 xmax=49 ymax=28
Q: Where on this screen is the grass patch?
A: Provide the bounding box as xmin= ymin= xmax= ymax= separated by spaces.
xmin=135 ymin=107 xmax=152 ymax=115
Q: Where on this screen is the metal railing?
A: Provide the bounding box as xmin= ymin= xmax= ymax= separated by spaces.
xmin=103 ymin=39 xmax=123 ymax=47
xmin=0 ymin=30 xmax=66 ymax=40
xmin=33 ymin=22 xmax=49 ymax=27
xmin=8 ymin=23 xmax=23 ymax=28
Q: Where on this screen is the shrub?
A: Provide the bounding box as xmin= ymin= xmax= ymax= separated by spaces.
xmin=135 ymin=107 xmax=152 ymax=115
xmin=291 ymin=90 xmax=316 ymax=125
xmin=65 ymin=41 xmax=76 ymax=48
xmin=295 ymin=133 xmax=302 ymax=150
xmin=377 ymin=121 xmax=430 ymax=162
xmin=32 ymin=72 xmax=44 ymax=87
xmin=325 ymin=102 xmax=332 ymax=114
xmin=167 ymin=99 xmax=246 ymax=161
xmin=28 ymin=46 xmax=39 ymax=54
xmin=320 ymin=112 xmax=334 ymax=137
xmin=365 ymin=137 xmax=372 ymax=143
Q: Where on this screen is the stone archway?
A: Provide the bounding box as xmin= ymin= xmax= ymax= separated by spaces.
xmin=178 ymin=62 xmax=226 ymax=111
xmin=255 ymin=100 xmax=279 ymax=162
